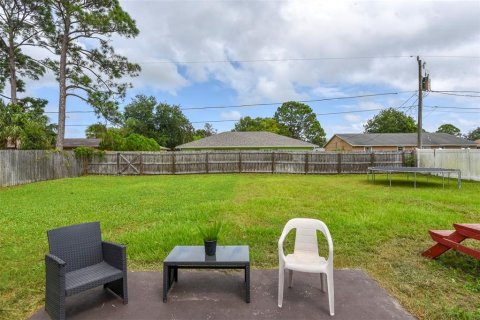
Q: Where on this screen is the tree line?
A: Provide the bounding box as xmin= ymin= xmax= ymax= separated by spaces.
xmin=1 ymin=0 xmax=139 ymax=150
xmin=83 ymin=96 xmax=327 ymax=150
xmin=362 ymin=108 xmax=480 ymax=141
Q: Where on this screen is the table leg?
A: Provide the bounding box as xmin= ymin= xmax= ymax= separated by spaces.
xmin=163 ymin=265 xmax=169 ymax=303
xmin=245 ymin=264 xmax=250 ymax=303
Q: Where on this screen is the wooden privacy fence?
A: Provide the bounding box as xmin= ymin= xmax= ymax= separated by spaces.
xmin=0 ymin=150 xmax=83 ymax=187
xmin=87 ymin=151 xmax=410 ymax=175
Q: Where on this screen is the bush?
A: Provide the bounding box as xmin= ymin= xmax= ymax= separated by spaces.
xmin=404 ymin=153 xmax=416 ymax=167
xmin=73 ymin=146 xmax=105 ymax=160
xmin=99 ymin=129 xmax=161 ymax=151
xmin=99 ymin=128 xmax=125 ymax=150
xmin=123 ymin=133 xmax=161 ymax=151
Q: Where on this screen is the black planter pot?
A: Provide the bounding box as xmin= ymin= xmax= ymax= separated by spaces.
xmin=204 ymin=240 xmax=217 ymax=256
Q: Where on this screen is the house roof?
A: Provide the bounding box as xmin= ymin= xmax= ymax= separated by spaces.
xmin=176 ymin=132 xmax=319 ymax=149
xmin=328 ymin=133 xmax=477 ymax=147
xmin=63 ymin=138 xmax=101 ymax=148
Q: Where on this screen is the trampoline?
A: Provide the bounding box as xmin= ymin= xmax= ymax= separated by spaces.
xmin=367 ymin=166 xmax=462 ymax=189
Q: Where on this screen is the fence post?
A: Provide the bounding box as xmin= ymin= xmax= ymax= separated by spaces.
xmin=172 ymin=152 xmax=176 ymax=174
xmin=337 ymin=153 xmax=342 ymax=174
xmin=139 ymin=153 xmax=144 ymax=175
xmin=205 ymin=152 xmax=209 ymax=173
xmin=116 ymin=152 xmax=120 ymax=175
xmin=271 ymin=152 xmax=275 ymax=174
xmin=305 ymin=152 xmax=309 ymax=174
xmin=370 ymin=152 xmax=375 ymax=167
xmin=401 ymin=151 xmax=405 ymax=166
xmin=239 ymin=152 xmax=242 ymax=173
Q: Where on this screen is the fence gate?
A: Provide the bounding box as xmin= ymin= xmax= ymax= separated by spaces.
xmin=117 ymin=153 xmax=142 ymax=175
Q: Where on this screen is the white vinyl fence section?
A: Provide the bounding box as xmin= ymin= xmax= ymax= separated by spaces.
xmin=416 ymin=149 xmax=480 ymax=181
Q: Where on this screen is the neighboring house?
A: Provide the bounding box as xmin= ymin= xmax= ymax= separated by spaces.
xmin=324 ymin=133 xmax=477 ymax=152
xmin=475 ymin=140 xmax=480 ymax=149
xmin=63 ymin=138 xmax=102 ymax=150
xmin=176 ymin=131 xmax=318 ymax=151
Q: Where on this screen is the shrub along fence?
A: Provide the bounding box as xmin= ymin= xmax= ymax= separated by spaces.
xmin=0 ymin=150 xmax=83 ymax=187
xmin=87 ymin=151 xmax=410 ymax=175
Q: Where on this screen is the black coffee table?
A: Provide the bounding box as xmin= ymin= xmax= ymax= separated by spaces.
xmin=163 ymin=245 xmax=250 ymax=303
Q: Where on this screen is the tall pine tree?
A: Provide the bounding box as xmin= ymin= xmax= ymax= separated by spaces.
xmin=45 ymin=0 xmax=140 ymax=149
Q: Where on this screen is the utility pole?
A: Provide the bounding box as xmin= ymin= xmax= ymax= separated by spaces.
xmin=417 ymin=56 xmax=423 ymax=149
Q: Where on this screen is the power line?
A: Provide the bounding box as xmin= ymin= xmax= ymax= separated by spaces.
xmin=423 ymin=105 xmax=480 ymax=110
xmin=181 ymin=92 xmax=404 ymax=110
xmin=64 ymin=105 xmax=478 ymax=127
xmin=430 ymin=92 xmax=480 ymax=98
xmin=44 ymin=92 xmax=412 ymax=114
xmin=431 ymin=90 xmax=480 ymax=94
xmin=137 ymin=55 xmax=480 ymax=65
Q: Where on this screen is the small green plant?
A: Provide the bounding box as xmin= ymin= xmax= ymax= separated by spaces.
xmin=404 ymin=153 xmax=416 ymax=167
xmin=198 ymin=221 xmax=223 ymax=241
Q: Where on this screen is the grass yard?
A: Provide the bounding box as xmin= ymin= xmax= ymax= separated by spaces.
xmin=1 ymin=174 xmax=479 ymax=319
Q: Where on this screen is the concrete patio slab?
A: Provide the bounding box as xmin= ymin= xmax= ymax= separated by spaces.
xmin=31 ymin=269 xmax=415 ymax=320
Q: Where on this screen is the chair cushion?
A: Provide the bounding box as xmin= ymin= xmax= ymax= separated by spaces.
xmin=65 ymin=261 xmax=123 ymax=296
xmin=285 ymin=252 xmax=327 ymax=273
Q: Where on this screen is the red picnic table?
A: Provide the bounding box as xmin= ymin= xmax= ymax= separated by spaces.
xmin=422 ymin=224 xmax=480 ymax=260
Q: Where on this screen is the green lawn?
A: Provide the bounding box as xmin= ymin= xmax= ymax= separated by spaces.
xmin=1 ymin=174 xmax=479 ymax=319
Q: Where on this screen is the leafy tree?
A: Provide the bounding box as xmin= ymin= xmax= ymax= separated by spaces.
xmin=364 ymin=108 xmax=417 ymax=133
xmin=99 ymin=128 xmax=124 ymax=150
xmin=123 ymin=95 xmax=157 ymax=139
xmin=44 ymin=0 xmax=141 ymax=150
xmin=155 ymin=103 xmax=194 ymax=149
xmin=0 ymin=0 xmax=48 ymax=103
xmin=194 ymin=123 xmax=217 ymax=140
xmin=436 ymin=124 xmax=461 ymax=137
xmin=232 ymin=116 xmax=289 ymax=135
xmin=0 ymin=97 xmax=56 ymax=149
xmin=123 ymin=95 xmax=194 ymax=149
xmin=123 ymin=133 xmax=160 ymax=151
xmin=85 ymin=123 xmax=107 ymax=139
xmin=465 ymin=127 xmax=480 ymax=141
xmin=99 ymin=128 xmax=160 ymax=151
xmin=274 ymin=101 xmax=326 ymax=146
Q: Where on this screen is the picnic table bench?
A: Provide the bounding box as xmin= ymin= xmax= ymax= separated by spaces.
xmin=422 ymin=223 xmax=480 ymax=260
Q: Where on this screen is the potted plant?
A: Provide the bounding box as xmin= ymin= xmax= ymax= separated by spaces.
xmin=198 ymin=221 xmax=222 ymax=256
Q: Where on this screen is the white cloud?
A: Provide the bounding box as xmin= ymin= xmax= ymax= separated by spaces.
xmin=220 ymin=110 xmax=241 ymax=120
xmin=344 ymin=114 xmax=362 ymax=122
xmin=113 ymin=0 xmax=480 ymax=98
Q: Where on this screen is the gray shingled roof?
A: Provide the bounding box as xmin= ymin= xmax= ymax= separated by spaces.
xmin=64 ymin=138 xmax=101 ymax=148
xmin=333 ymin=133 xmax=477 ymax=147
xmin=176 ymin=132 xmax=318 ymax=149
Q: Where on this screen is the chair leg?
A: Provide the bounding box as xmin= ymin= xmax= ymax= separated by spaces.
xmin=288 ymin=270 xmax=293 ymax=288
xmin=278 ymin=267 xmax=284 ymax=308
xmin=45 ymin=293 xmax=65 ymax=320
xmin=105 ymin=276 xmax=128 ymax=304
xmin=320 ymin=273 xmax=326 ymax=293
xmin=327 ymin=273 xmax=334 ymax=316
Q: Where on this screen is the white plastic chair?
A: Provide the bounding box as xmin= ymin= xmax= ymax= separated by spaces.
xmin=278 ymin=218 xmax=334 ymax=316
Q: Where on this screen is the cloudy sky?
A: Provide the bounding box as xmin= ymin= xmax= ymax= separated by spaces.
xmin=18 ymin=0 xmax=480 ymax=138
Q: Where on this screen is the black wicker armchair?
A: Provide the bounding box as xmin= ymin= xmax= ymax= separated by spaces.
xmin=45 ymin=222 xmax=128 ymax=320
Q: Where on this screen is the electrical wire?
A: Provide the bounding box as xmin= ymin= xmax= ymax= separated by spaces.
xmin=136 ymin=55 xmax=480 ymax=65
xmin=430 ymin=92 xmax=480 ymax=98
